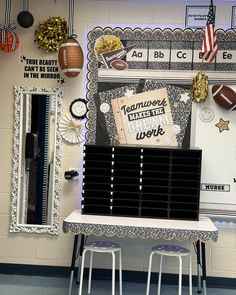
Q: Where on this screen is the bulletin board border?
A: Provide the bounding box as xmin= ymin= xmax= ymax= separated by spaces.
xmin=86 ymin=27 xmax=236 ymax=144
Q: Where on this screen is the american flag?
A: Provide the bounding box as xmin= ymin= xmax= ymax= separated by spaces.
xmin=201 ymin=0 xmax=218 ymax=63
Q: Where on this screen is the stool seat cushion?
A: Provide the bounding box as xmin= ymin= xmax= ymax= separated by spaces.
xmin=151 ymin=244 xmax=190 ymax=256
xmin=85 ymin=241 xmax=121 ymax=252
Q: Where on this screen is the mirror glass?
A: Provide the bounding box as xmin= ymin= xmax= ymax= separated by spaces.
xmin=10 ymin=86 xmax=64 ymax=235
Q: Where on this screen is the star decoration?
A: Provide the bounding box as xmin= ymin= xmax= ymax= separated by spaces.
xmin=124 ymin=89 xmax=134 ymax=97
xmin=20 ymin=55 xmax=26 ymax=62
xmin=180 ymin=93 xmax=190 ymax=104
xmin=173 ymin=101 xmax=179 ymax=108
xmin=57 ymin=78 xmax=65 ymax=84
xmin=215 ymin=118 xmax=230 ymax=133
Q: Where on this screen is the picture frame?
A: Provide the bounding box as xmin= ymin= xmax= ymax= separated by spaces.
xmin=232 ymin=6 xmax=236 ymax=29
xmin=185 ymin=5 xmax=216 ymax=29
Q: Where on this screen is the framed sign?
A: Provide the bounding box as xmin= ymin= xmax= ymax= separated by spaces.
xmin=185 ymin=6 xmax=216 ymax=28
xmin=232 ymin=6 xmax=236 ymax=29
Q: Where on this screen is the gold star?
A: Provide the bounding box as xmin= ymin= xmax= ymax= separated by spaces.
xmin=215 ymin=118 xmax=230 ymax=133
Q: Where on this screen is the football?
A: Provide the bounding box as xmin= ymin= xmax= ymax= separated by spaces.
xmin=110 ymin=59 xmax=128 ymax=71
xmin=212 ymin=85 xmax=236 ymax=111
xmin=58 ymin=38 xmax=84 ymax=78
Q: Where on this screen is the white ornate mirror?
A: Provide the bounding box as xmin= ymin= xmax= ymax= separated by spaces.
xmin=10 ymin=86 xmax=64 ymax=235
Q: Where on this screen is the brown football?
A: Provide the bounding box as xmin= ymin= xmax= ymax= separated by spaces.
xmin=58 ymin=38 xmax=84 ymax=78
xmin=110 ymin=59 xmax=128 ymax=71
xmin=212 ymin=85 xmax=236 ymax=111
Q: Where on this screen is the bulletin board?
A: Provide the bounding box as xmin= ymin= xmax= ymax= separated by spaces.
xmin=86 ymin=27 xmax=236 ymax=218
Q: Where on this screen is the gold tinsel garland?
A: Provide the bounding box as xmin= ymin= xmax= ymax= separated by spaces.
xmin=35 ymin=16 xmax=68 ymax=53
xmin=192 ymin=72 xmax=209 ymax=103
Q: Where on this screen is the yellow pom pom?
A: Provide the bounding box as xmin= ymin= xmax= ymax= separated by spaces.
xmin=35 ymin=17 xmax=68 ymax=53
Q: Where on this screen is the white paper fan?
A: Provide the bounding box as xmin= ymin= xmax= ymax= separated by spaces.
xmin=59 ymin=113 xmax=86 ymax=144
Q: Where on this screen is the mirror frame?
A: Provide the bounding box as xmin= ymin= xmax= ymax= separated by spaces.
xmin=10 ymin=85 xmax=64 ymax=235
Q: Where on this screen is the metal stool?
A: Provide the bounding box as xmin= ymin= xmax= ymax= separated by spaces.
xmin=146 ymin=244 xmax=192 ymax=295
xmin=78 ymin=241 xmax=122 ymax=295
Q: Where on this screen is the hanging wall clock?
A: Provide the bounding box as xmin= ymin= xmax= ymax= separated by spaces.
xmin=69 ymin=98 xmax=87 ymax=120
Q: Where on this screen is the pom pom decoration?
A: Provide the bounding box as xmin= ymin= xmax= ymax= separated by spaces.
xmin=191 ymin=72 xmax=208 ymax=103
xmin=212 ymin=85 xmax=236 ymax=111
xmin=58 ymin=38 xmax=84 ymax=77
xmin=17 ymin=11 xmax=34 ymax=28
xmin=0 ymin=29 xmax=19 ymax=52
xmin=35 ymin=17 xmax=67 ymax=53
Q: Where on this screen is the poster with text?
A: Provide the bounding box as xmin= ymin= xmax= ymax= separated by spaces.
xmin=111 ymin=88 xmax=176 ymax=146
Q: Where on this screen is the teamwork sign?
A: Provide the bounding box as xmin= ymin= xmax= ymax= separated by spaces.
xmin=111 ymin=88 xmax=177 ymax=146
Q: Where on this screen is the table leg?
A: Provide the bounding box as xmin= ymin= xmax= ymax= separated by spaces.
xmin=196 ymin=241 xmax=202 ymax=294
xmin=76 ymin=234 xmax=85 ymax=284
xmin=68 ymin=235 xmax=79 ymax=295
xmin=201 ymin=242 xmax=207 ymax=295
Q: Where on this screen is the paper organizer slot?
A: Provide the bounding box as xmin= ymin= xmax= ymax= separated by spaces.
xmin=82 ymin=144 xmax=202 ymax=221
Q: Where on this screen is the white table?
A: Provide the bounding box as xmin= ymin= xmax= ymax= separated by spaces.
xmin=63 ymin=210 xmax=218 ymax=295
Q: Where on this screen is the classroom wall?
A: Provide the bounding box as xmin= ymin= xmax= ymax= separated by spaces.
xmin=0 ymin=0 xmax=236 ymax=279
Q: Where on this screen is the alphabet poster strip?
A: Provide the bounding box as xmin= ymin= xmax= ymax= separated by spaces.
xmin=88 ymin=27 xmax=236 ymax=73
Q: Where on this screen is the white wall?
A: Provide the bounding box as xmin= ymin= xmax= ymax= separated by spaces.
xmin=0 ymin=0 xmax=236 ymax=279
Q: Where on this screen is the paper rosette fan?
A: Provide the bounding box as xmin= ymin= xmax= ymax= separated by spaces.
xmin=59 ymin=113 xmax=86 ymax=144
xmin=191 ymin=72 xmax=208 ymax=103
xmin=58 ymin=0 xmax=84 ymax=77
xmin=35 ymin=17 xmax=67 ymax=53
xmin=0 ymin=0 xmax=19 ymax=53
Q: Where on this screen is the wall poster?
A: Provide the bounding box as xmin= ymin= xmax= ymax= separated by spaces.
xmin=185 ymin=6 xmax=216 ymax=28
xmin=86 ymin=26 xmax=236 ymax=217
